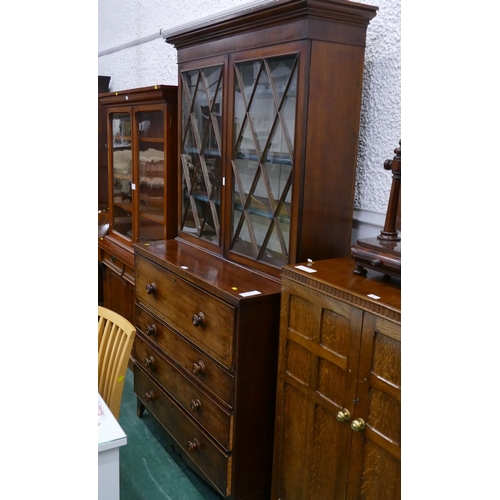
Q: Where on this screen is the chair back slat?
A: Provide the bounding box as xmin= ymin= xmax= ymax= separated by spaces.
xmin=98 ymin=306 xmax=136 ymax=419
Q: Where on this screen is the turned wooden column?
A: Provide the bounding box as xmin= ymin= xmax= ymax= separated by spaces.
xmin=350 ymin=140 xmax=401 ymax=278
xmin=378 ymin=141 xmax=401 ymax=241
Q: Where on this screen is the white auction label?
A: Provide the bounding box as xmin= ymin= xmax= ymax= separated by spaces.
xmin=295 ymin=265 xmax=317 ymax=273
xmin=239 ymin=290 xmax=262 ymax=297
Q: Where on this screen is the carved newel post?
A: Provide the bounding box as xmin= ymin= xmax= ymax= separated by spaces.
xmin=351 ymin=141 xmax=401 ymax=278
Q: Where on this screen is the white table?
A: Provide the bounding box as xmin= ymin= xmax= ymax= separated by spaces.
xmin=98 ymin=393 xmax=127 ymax=500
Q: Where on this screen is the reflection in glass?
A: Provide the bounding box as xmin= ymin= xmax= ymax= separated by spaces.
xmin=180 ymin=65 xmax=223 ymax=244
xmin=137 ymin=110 xmax=165 ymax=242
xmin=231 ymin=53 xmax=298 ymax=268
xmin=111 ymin=112 xmax=133 ymax=240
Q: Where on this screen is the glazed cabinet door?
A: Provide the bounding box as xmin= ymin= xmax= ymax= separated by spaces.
xmin=272 ymin=278 xmax=363 ymax=500
xmin=109 ymin=107 xmax=133 ymax=244
xmin=178 ymin=56 xmax=227 ymax=251
xmin=135 ymin=103 xmax=170 ymax=243
xmin=347 ymin=313 xmax=401 ymax=500
xmin=226 ymin=43 xmax=307 ymax=276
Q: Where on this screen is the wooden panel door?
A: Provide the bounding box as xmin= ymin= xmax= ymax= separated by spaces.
xmin=347 ymin=313 xmax=401 ymax=500
xmin=272 ymin=279 xmax=363 ymax=500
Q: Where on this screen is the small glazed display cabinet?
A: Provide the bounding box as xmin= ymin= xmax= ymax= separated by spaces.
xmin=98 ymin=85 xmax=178 ymax=324
xmin=132 ymin=239 xmax=281 ymax=499
xmin=272 ymin=258 xmax=401 ymax=500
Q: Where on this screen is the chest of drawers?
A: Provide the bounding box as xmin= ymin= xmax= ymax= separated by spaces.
xmin=133 ymin=239 xmax=281 ymax=499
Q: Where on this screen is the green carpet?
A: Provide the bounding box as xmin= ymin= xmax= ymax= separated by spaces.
xmin=118 ymin=368 xmax=221 ymax=500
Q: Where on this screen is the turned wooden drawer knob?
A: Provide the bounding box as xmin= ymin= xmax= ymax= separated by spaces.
xmin=146 ymin=282 xmax=157 ymax=294
xmin=351 ymin=418 xmax=366 ymax=432
xmin=190 ymin=399 xmax=202 ymax=412
xmin=144 ymin=356 xmax=155 ymax=367
xmin=192 ymin=312 xmax=206 ymax=327
xmin=187 ymin=438 xmax=201 ymax=453
xmin=192 ymin=360 xmax=206 ymax=375
xmin=144 ymin=390 xmax=154 ymax=402
xmin=145 ymin=323 xmax=157 ymax=336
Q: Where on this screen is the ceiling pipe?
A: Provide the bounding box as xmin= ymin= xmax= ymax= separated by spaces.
xmin=98 ymin=0 xmax=280 ymax=57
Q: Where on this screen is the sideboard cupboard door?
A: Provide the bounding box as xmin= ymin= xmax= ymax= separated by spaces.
xmin=346 ymin=313 xmax=401 ymax=500
xmin=272 ymin=258 xmax=401 ymax=500
xmin=273 ymin=277 xmax=364 ymax=499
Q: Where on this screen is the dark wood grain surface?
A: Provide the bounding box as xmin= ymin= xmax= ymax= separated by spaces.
xmin=272 ymin=257 xmax=401 ymax=500
xmin=134 ymin=239 xmax=282 ymax=304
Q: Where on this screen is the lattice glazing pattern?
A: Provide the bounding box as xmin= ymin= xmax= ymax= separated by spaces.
xmin=231 ymin=54 xmax=298 ymax=268
xmin=180 ymin=65 xmax=224 ymax=244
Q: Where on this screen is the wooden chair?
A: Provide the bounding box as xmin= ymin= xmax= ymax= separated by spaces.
xmin=98 ymin=306 xmax=136 ymax=420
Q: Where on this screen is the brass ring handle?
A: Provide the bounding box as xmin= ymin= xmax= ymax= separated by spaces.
xmin=144 ymin=356 xmax=155 ymax=367
xmin=351 ymin=418 xmax=366 ymax=432
xmin=144 ymin=390 xmax=154 ymax=402
xmin=146 ymin=282 xmax=157 ymax=295
xmin=336 ymin=408 xmax=351 ymax=422
xmin=192 ymin=360 xmax=206 ymax=375
xmin=190 ymin=399 xmax=202 ymax=412
xmin=187 ymin=438 xmax=200 ymax=453
xmin=146 ymin=324 xmax=157 ymax=336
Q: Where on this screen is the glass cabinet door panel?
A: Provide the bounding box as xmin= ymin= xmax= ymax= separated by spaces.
xmin=111 ymin=112 xmax=133 ymax=240
xmin=231 ymin=54 xmax=297 ymax=268
xmin=137 ymin=110 xmax=165 ymax=242
xmin=180 ymin=65 xmax=223 ymax=244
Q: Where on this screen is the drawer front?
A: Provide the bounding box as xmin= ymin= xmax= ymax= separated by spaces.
xmin=101 ymin=250 xmax=124 ymax=276
xmin=136 ymin=256 xmax=235 ymax=368
xmin=134 ymin=366 xmax=232 ymax=497
xmin=135 ymin=304 xmax=235 ymax=407
xmin=135 ymin=334 xmax=233 ymax=450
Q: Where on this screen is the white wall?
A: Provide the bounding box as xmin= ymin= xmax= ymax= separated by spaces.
xmin=98 ymin=0 xmax=401 ymax=240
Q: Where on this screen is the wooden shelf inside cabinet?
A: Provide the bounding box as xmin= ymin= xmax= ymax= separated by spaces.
xmin=98 ymin=85 xmax=178 ymax=324
xmin=140 ymin=137 xmax=164 ymax=143
xmin=166 ymin=0 xmax=378 ymax=280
